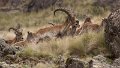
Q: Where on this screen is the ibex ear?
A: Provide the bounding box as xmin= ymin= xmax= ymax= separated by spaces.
xmin=102 ymin=18 xmax=107 ymax=20
xmin=28 ymin=31 xmax=30 ymax=34
xmin=27 ymin=31 xmax=32 ymax=34
xmin=76 ymin=20 xmax=79 ymax=23
xmin=101 ymin=18 xmax=108 ymax=26
xmin=102 ymin=18 xmax=105 ymax=21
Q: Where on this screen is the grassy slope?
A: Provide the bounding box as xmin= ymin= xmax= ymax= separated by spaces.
xmin=0 ymin=0 xmax=110 ymax=29
xmin=17 ymin=30 xmax=111 ymax=68
xmin=0 ymin=0 xmax=111 ymax=68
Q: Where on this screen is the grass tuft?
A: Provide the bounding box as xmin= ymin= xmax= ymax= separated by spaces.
xmin=17 ymin=29 xmax=109 ymax=59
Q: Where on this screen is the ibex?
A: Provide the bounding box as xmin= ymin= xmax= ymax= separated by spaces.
xmin=5 ymin=24 xmax=24 ymax=44
xmin=53 ymin=8 xmax=80 ymax=37
xmin=26 ymin=8 xmax=80 ymax=43
xmin=76 ymin=17 xmax=100 ymax=34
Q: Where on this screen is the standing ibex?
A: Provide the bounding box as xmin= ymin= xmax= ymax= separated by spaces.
xmin=5 ymin=24 xmax=23 ymax=44
xmin=26 ymin=8 xmax=80 ymax=43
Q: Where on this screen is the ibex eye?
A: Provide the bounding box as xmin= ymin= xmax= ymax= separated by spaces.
xmin=76 ymin=20 xmax=79 ymax=23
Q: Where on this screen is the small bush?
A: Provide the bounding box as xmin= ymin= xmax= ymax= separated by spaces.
xmin=68 ymin=30 xmax=109 ymax=57
xmin=17 ymin=45 xmax=53 ymax=60
xmin=18 ymin=30 xmax=109 ymax=59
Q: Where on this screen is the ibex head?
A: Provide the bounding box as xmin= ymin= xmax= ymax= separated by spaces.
xmin=8 ymin=24 xmax=23 ymax=42
xmin=26 ymin=31 xmax=35 ymax=42
xmin=84 ymin=17 xmax=92 ymax=24
xmin=54 ymin=8 xmax=77 ymax=25
xmin=74 ymin=19 xmax=80 ymax=28
xmin=54 ymin=8 xmax=80 ymax=36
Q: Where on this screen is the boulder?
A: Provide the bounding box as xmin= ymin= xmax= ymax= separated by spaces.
xmin=0 ymin=38 xmax=21 ymax=57
xmin=63 ymin=55 xmax=120 ymax=68
xmin=91 ymin=55 xmax=111 ymax=68
xmin=65 ymin=57 xmax=84 ymax=68
xmin=104 ymin=9 xmax=120 ymax=58
xmin=90 ymin=55 xmax=120 ymax=68
xmin=0 ymin=62 xmax=22 ymax=68
xmin=112 ymin=57 xmax=120 ymax=66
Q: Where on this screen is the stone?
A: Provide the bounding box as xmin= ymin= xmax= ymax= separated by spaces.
xmin=112 ymin=57 xmax=120 ymax=66
xmin=65 ymin=57 xmax=84 ymax=68
xmin=0 ymin=38 xmax=21 ymax=57
xmin=104 ymin=9 xmax=120 ymax=58
xmin=0 ymin=62 xmax=22 ymax=68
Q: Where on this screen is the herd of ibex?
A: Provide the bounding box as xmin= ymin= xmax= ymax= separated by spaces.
xmin=4 ymin=8 xmax=106 ymax=46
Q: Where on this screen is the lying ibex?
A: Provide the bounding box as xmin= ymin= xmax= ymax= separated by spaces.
xmin=76 ymin=17 xmax=100 ymax=34
xmin=53 ymin=8 xmax=80 ymax=37
xmin=5 ymin=24 xmax=23 ymax=44
xmin=26 ymin=8 xmax=80 ymax=43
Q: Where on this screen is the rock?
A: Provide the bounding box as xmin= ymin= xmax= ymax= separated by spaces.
xmin=93 ymin=55 xmax=108 ymax=63
xmin=89 ymin=55 xmax=120 ymax=68
xmin=61 ymin=55 xmax=120 ymax=68
xmin=0 ymin=38 xmax=21 ymax=57
xmin=104 ymin=9 xmax=120 ymax=58
xmin=92 ymin=55 xmax=111 ymax=68
xmin=0 ymin=39 xmax=9 ymax=51
xmin=0 ymin=62 xmax=9 ymax=68
xmin=112 ymin=57 xmax=120 ymax=66
xmin=94 ymin=0 xmax=120 ymax=11
xmin=65 ymin=57 xmax=84 ymax=68
xmin=0 ymin=62 xmax=22 ymax=68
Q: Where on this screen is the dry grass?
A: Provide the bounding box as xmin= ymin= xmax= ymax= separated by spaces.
xmin=0 ymin=0 xmax=111 ymax=67
xmin=0 ymin=8 xmax=66 ymax=30
xmin=14 ymin=29 xmax=110 ymax=68
xmin=33 ymin=62 xmax=56 ymax=68
xmin=17 ymin=29 xmax=109 ymax=60
xmin=0 ymin=0 xmax=110 ymax=31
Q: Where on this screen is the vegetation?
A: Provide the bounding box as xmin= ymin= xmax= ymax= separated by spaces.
xmin=17 ymin=29 xmax=109 ymax=59
xmin=0 ymin=0 xmax=113 ymax=67
xmin=0 ymin=0 xmax=110 ymax=29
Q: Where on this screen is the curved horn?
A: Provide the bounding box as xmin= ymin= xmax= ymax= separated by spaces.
xmin=54 ymin=8 xmax=76 ymax=36
xmin=8 ymin=27 xmax=18 ymax=32
xmin=48 ymin=22 xmax=55 ymax=26
xmin=54 ymin=8 xmax=73 ymax=19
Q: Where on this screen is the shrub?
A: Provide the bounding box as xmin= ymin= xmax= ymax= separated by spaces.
xmin=68 ymin=30 xmax=109 ymax=57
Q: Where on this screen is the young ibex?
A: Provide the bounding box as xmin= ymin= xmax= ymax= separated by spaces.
xmin=76 ymin=17 xmax=100 ymax=34
xmin=5 ymin=24 xmax=23 ymax=44
xmin=26 ymin=8 xmax=80 ymax=43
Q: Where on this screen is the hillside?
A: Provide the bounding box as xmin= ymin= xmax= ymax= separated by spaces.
xmin=0 ymin=0 xmax=120 ymax=68
xmin=0 ymin=0 xmax=111 ymax=30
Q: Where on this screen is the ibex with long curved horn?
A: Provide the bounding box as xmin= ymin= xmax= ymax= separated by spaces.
xmin=26 ymin=8 xmax=80 ymax=43
xmin=5 ymin=24 xmax=24 ymax=44
xmin=53 ymin=8 xmax=80 ymax=37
